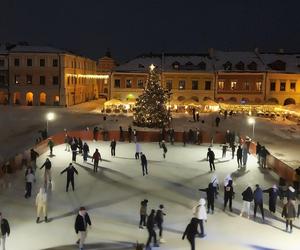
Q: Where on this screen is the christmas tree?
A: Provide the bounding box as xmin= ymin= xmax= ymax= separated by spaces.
xmin=133 ymin=64 xmax=171 ymax=128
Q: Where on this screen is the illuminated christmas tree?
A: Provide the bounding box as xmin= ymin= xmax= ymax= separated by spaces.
xmin=133 ymin=64 xmax=170 ymax=128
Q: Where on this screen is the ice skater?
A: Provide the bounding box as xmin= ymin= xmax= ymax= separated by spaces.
xmin=110 ymin=139 xmax=116 ymax=156
xmin=222 ymin=144 xmax=228 ymax=158
xmin=139 ymin=199 xmax=148 ymax=229
xmin=155 ymin=204 xmax=166 ymax=243
xmin=82 ymin=142 xmax=89 ymax=162
xmin=92 ymin=149 xmax=102 ymax=172
xmin=282 ymin=200 xmax=296 ymax=233
xmin=30 ymin=148 xmax=39 ymax=171
xmin=263 ymin=185 xmax=279 ymax=214
xmin=25 ymin=167 xmax=35 ymax=198
xmin=135 ymin=142 xmax=141 ymax=159
xmin=0 ymin=212 xmax=10 ymax=250
xmin=199 ymin=183 xmax=215 ymax=214
xmin=40 ymin=158 xmax=52 ymax=186
xmin=75 ymin=207 xmax=92 ymax=250
xmin=47 ymin=138 xmax=54 ymax=156
xmin=207 ymin=148 xmax=215 ymax=171
xmin=182 ymin=218 xmax=199 ymax=250
xmin=161 ymin=140 xmax=167 ymax=158
xmin=242 ymin=143 xmax=248 ymax=167
xmin=240 ymin=186 xmax=253 ymax=219
xmin=140 ymin=152 xmax=148 ymax=176
xmin=237 ymin=145 xmax=242 ymax=167
xmin=60 ymin=163 xmax=78 ymax=192
xmin=193 ymin=198 xmax=207 ymax=237
xmin=146 ymin=209 xmax=159 ymax=248
xmin=71 ymin=141 xmax=78 ymax=162
xmin=253 ymin=184 xmax=264 ymax=221
xmin=223 ymin=179 xmax=234 ymax=212
xmin=35 ymin=187 xmax=48 ymax=223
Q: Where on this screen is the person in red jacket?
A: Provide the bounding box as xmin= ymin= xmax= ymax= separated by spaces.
xmin=92 ymin=149 xmax=102 ymax=172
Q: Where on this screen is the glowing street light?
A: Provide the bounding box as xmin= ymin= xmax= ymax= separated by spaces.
xmin=248 ymin=117 xmax=256 ymax=139
xmin=46 ymin=112 xmax=55 ymax=134
xmin=149 ymin=64 xmax=155 ymax=71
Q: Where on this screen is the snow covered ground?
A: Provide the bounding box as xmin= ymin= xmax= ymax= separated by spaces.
xmin=0 ymin=141 xmax=299 ymax=250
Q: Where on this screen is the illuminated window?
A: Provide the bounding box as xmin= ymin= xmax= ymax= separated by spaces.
xmin=256 ymin=81 xmax=262 ymax=91
xmin=126 ymin=79 xmax=132 ymax=88
xmin=192 ymin=80 xmax=198 ymax=90
xmin=166 ymin=80 xmax=172 ymax=90
xmin=290 ymin=82 xmax=296 ymax=91
xmin=179 ymin=80 xmax=185 ymax=90
xmin=270 ymin=81 xmax=276 ymax=91
xmin=114 ymin=79 xmax=120 ymax=88
xmin=231 ymin=81 xmax=237 ymax=90
xmin=137 ymin=79 xmax=144 ymax=88
xmin=280 ymin=82 xmax=286 ymax=91
xmin=218 ymin=81 xmax=224 ymax=90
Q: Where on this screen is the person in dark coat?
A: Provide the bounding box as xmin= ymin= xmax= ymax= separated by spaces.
xmin=75 ymin=207 xmax=91 ymax=250
xmin=199 ymin=182 xmax=215 ymax=214
xmin=231 ymin=144 xmax=236 ymax=159
xmin=155 ymin=204 xmax=166 ymax=243
xmin=240 ymin=186 xmax=253 ymax=218
xmin=40 ymin=158 xmax=52 ymax=186
xmin=260 ymin=146 xmax=269 ymax=168
xmin=128 ymin=126 xmax=132 ymax=143
xmin=207 ymin=148 xmax=215 ymax=171
xmin=256 ymin=142 xmax=262 ymax=164
xmin=222 ymin=144 xmax=228 ymax=158
xmin=82 ymin=143 xmax=89 ymax=162
xmin=30 ymin=148 xmax=39 ymax=171
xmin=161 ymin=140 xmax=167 ymax=158
xmin=71 ymin=142 xmax=78 ymax=162
xmin=285 ymin=186 xmax=296 ymax=201
xmin=93 ymin=126 xmax=99 ymax=141
xmin=0 ymin=212 xmax=10 ymax=250
xmin=140 ymin=153 xmax=148 ymax=176
xmin=78 ymin=138 xmax=83 ymax=154
xmin=236 ymin=145 xmax=242 ymax=167
xmin=182 ymin=217 xmax=199 ymax=250
xmin=146 ymin=209 xmax=159 ymax=248
xmin=47 ymin=138 xmax=54 ymax=155
xmin=60 ymin=163 xmax=78 ymax=192
xmin=119 ymin=126 xmax=124 ymax=141
xmin=92 ymin=149 xmax=101 ymax=172
xmin=110 ymin=139 xmax=116 ymax=157
xmin=183 ymin=131 xmax=187 ymax=147
xmin=139 ymin=199 xmax=148 ymax=229
xmin=263 ymin=185 xmax=279 ymax=213
xmin=223 ymin=180 xmax=234 ymax=212
xmin=253 ymin=184 xmax=264 ymax=221
xmin=215 ymin=116 xmax=220 ymax=127
xmin=282 ymin=200 xmax=296 ymax=233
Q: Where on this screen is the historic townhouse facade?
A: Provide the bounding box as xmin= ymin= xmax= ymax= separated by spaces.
xmin=0 ymin=45 xmax=9 ymax=104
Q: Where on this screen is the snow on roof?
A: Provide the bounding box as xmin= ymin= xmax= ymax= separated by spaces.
xmin=9 ymin=45 xmax=68 ymax=54
xmin=0 ymin=45 xmax=8 ymax=54
xmin=115 ymin=53 xmax=214 ymax=73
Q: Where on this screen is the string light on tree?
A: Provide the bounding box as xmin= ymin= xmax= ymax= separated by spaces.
xmin=133 ymin=64 xmax=171 ymax=128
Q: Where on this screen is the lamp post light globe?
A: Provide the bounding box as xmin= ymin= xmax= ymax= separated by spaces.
xmin=247 ymin=117 xmax=256 ymax=139
xmin=46 ymin=112 xmax=55 ymax=134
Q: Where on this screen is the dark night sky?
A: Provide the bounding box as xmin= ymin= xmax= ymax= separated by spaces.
xmin=1 ymin=0 xmax=300 ymax=62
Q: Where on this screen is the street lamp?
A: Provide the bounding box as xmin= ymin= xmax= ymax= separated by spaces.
xmin=46 ymin=112 xmax=55 ymax=134
xmin=248 ymin=117 xmax=255 ymax=139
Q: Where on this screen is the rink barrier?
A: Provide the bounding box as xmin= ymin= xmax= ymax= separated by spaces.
xmin=0 ymin=130 xmax=296 ymax=184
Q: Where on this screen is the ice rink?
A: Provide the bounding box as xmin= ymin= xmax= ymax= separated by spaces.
xmin=0 ymin=141 xmax=299 ymax=250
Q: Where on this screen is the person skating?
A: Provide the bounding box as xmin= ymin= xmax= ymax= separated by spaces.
xmin=40 ymin=158 xmax=52 ymax=186
xmin=0 ymin=212 xmax=10 ymax=250
xmin=242 ymin=143 xmax=248 ymax=167
xmin=139 ymin=199 xmax=148 ymax=229
xmin=253 ymin=184 xmax=264 ymax=221
xmin=128 ymin=126 xmax=132 ymax=143
xmin=140 ymin=152 xmax=148 ymax=176
xmin=223 ymin=180 xmax=234 ymax=212
xmin=207 ymin=148 xmax=215 ymax=171
xmin=25 ymin=167 xmax=35 ymax=198
xmin=78 ymin=138 xmax=83 ymax=154
xmin=256 ymin=142 xmax=262 ymax=164
xmin=155 ymin=204 xmax=166 ymax=243
xmin=93 ymin=126 xmax=99 ymax=141
xmin=231 ymin=144 xmax=236 ymax=159
xmin=240 ymin=186 xmax=253 ymax=219
xmin=263 ymin=185 xmax=279 ymax=214
xmin=182 ymin=218 xmax=199 ymax=250
xmin=222 ymin=144 xmax=228 ymax=158
xmin=30 ymin=148 xmax=39 ymax=171
xmin=119 ymin=126 xmax=124 ymax=141
xmin=60 ymin=163 xmax=78 ymax=192
xmin=146 ymin=209 xmax=159 ymax=248
xmin=215 ymin=116 xmax=220 ymax=127
xmin=82 ymin=143 xmax=89 ymax=162
xmin=92 ymin=149 xmax=102 ymax=172
xmin=282 ymin=200 xmax=296 ymax=233
xmin=135 ymin=142 xmax=141 ymax=159
xmin=237 ymin=145 xmax=242 ymax=167
xmin=75 ymin=207 xmax=92 ymax=250
xmin=35 ymin=187 xmax=48 ymax=223
xmin=193 ymin=198 xmax=207 ymax=237
xmin=211 ymin=175 xmax=219 ymax=198
xmin=110 ymin=139 xmax=116 ymax=157
xmin=199 ymin=183 xmax=215 ymax=214
xmin=183 ymin=131 xmax=187 ymax=147
xmin=71 ymin=141 xmax=78 ymax=162
xmin=260 ymin=146 xmax=269 ymax=168
xmin=47 ymin=138 xmax=54 ymax=156
xmin=133 ymin=129 xmax=138 ymax=143
xmin=161 ymin=140 xmax=167 ymax=158
xmin=285 ymin=186 xmax=296 ymax=202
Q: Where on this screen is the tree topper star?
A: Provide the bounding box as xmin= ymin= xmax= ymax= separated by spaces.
xmin=149 ymin=64 xmax=155 ymax=71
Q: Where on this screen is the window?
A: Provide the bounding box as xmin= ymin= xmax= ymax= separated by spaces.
xmin=218 ymin=81 xmax=224 ymax=90
xmin=192 ymin=80 xmax=198 ymax=90
xmin=245 ymin=82 xmax=250 ymax=90
xmin=26 ymin=75 xmax=32 ymax=84
xmin=290 ymin=82 xmax=296 ymax=91
xmin=40 ymin=59 xmax=45 ymax=67
xmin=0 ymin=75 xmax=5 ymax=84
xmin=280 ymin=82 xmax=286 ymax=91
xmin=14 ymin=58 xmax=20 ymax=66
xmin=231 ymin=81 xmax=237 ymax=90
xmin=126 ymin=79 xmax=132 ymax=88
xmin=53 ymin=76 xmax=59 ymax=85
xmin=166 ymin=80 xmax=172 ymax=90
xmin=27 ymin=58 xmax=32 ymax=67
xmin=0 ymin=59 xmax=4 ymax=67
xmin=205 ymin=81 xmax=211 ymax=90
xmin=256 ymin=81 xmax=262 ymax=91
xmin=15 ymin=75 xmax=20 ymax=84
xmin=40 ymin=76 xmax=45 ymax=85
xmin=270 ymin=81 xmax=276 ymax=91
xmin=53 ymin=59 xmax=58 ymax=67
xmin=114 ymin=79 xmax=120 ymax=88
xmin=137 ymin=79 xmax=144 ymax=88
xmin=179 ymin=80 xmax=185 ymax=90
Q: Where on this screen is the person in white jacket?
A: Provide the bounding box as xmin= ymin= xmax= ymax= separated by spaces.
xmin=193 ymin=198 xmax=207 ymax=237
xmin=35 ymin=187 xmax=48 ymax=223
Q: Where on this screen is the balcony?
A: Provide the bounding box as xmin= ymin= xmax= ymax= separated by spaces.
xmin=217 ymin=89 xmax=262 ymax=94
